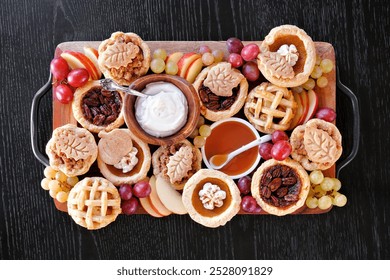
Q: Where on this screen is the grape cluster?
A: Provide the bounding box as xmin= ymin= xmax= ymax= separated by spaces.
xmin=189 ymin=116 xmax=212 ymax=148
xmin=119 ymin=181 xmax=152 ymax=215
xmin=236 ymin=176 xmax=262 ymax=213
xmin=258 ymin=130 xmax=292 ymax=161
xmin=199 ymin=45 xmax=224 ymax=66
xmin=40 ymin=166 xmax=79 ymax=203
xmin=306 ymin=170 xmax=347 ymax=210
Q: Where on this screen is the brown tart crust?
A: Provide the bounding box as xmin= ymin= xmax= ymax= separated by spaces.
xmin=45 ymin=124 xmax=97 ymax=177
xmin=251 ymin=158 xmax=310 ymax=216
xmin=193 ymin=62 xmax=248 ymax=121
xmin=182 ymin=169 xmax=241 ymax=228
xmin=72 ymin=80 xmax=125 ymax=133
xmin=152 ymin=139 xmax=202 ymax=190
xmin=98 ymin=32 xmax=151 ymax=86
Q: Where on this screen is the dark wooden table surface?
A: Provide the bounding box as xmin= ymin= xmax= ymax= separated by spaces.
xmin=1 ymin=0 xmax=389 ymax=260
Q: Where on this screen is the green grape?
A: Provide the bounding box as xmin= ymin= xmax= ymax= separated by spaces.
xmin=332 ymin=178 xmax=342 ymax=191
xmin=49 ymin=180 xmax=61 ymax=193
xmin=196 ymin=116 xmax=205 ymax=128
xmin=150 ymin=58 xmax=165 ymax=74
xmin=193 ymin=136 xmax=206 ymax=148
xmin=55 ymin=171 xmax=67 ymax=183
xmin=212 ymin=49 xmax=224 ymax=62
xmin=333 ymin=193 xmax=347 ymax=207
xmin=56 ymin=191 xmax=68 ymax=203
xmin=153 ymin=48 xmax=167 ymax=60
xmin=165 ymin=61 xmax=178 ymax=75
xmin=318 ymin=196 xmax=332 ymax=210
xmin=320 ymin=59 xmax=333 ymax=73
xmin=199 ymin=125 xmax=211 ymax=137
xmin=41 ymin=178 xmax=51 ymax=190
xmin=189 ymin=128 xmax=199 ymax=139
xmin=309 ymin=170 xmax=324 ymax=185
xmin=306 ymin=196 xmax=318 ymax=209
xmin=302 ymin=78 xmax=315 ymax=90
xmin=202 ymin=52 xmax=215 ymax=66
xmin=315 ymin=55 xmax=322 ymax=66
xmin=320 ymin=177 xmax=334 ymax=192
xmin=310 ymin=66 xmax=323 ymax=79
xmin=44 ymin=166 xmax=56 ymax=179
xmin=67 ymin=176 xmax=79 ymax=187
xmin=291 ymin=86 xmax=303 ymax=94
xmin=313 ymin=185 xmax=326 ymax=197
xmin=316 ymin=76 xmax=328 ymax=88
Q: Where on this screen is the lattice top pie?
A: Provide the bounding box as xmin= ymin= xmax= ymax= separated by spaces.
xmin=244 ymin=82 xmax=296 ymax=133
xmin=67 ymin=177 xmax=121 ymax=230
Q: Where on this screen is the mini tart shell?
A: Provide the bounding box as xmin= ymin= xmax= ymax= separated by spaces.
xmin=193 ymin=63 xmax=248 ymax=121
xmin=72 ymin=80 xmax=125 ymax=133
xmin=97 ymin=129 xmax=151 ymax=185
xmin=251 ymin=158 xmax=310 ymax=216
xmin=182 ymin=169 xmax=241 ymax=228
xmin=152 ymin=139 xmax=202 ymax=190
xmin=257 ymin=25 xmax=316 ymax=88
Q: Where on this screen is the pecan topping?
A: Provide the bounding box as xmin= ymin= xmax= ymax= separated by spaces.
xmin=269 ymin=178 xmax=282 ymax=192
xmin=198 ymin=84 xmax=238 ymax=112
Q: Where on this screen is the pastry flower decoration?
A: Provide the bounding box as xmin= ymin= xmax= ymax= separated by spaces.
xmin=199 ymin=182 xmax=226 ymax=210
xmin=277 ymin=44 xmax=299 ymax=66
xmin=203 ymin=62 xmax=244 ymax=97
xmin=166 ymin=146 xmax=193 ymax=184
xmin=114 ymin=147 xmax=139 ymax=173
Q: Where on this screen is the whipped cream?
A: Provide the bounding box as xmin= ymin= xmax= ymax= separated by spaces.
xmin=135 ymin=82 xmax=188 ymax=138
xmin=277 ymin=44 xmax=299 ymax=66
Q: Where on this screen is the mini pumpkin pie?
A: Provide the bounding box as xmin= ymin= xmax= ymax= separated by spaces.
xmin=251 ymin=158 xmax=310 ymax=216
xmin=257 ymin=25 xmax=316 ymax=87
xmin=290 ymin=119 xmax=342 ymax=171
xmin=152 ymin=139 xmax=202 ymax=190
xmin=67 ymin=177 xmax=121 ymax=230
xmin=244 ymin=82 xmax=297 ymax=133
xmin=182 ymin=169 xmax=241 ymax=228
xmin=45 ymin=124 xmax=97 ymax=177
xmin=72 ymin=80 xmax=125 ymax=133
xmin=98 ymin=31 xmax=151 ymax=86
xmin=97 ymin=129 xmax=151 ymax=185
xmin=193 ymin=62 xmax=248 ymax=121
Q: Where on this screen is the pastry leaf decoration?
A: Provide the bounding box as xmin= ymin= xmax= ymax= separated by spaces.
xmin=304 ymin=127 xmax=337 ymax=163
xmin=102 ymin=42 xmax=139 ymax=68
xmin=259 ymin=51 xmax=295 ymax=79
xmin=203 ymin=62 xmax=243 ymax=97
xmin=57 ymin=133 xmax=92 ymax=160
xmin=166 ymin=146 xmax=193 ymax=184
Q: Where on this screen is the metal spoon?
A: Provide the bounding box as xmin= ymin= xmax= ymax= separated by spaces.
xmin=209 ymin=134 xmax=272 ymax=170
xmin=100 ymin=78 xmax=148 ymax=97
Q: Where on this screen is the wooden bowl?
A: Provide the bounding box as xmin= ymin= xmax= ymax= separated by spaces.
xmin=123 ymin=74 xmax=200 ymax=146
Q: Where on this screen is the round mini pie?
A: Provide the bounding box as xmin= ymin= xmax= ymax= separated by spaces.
xmin=290 ymin=118 xmax=342 ymax=171
xmin=257 ymin=25 xmax=316 ymax=88
xmin=251 ymin=158 xmax=310 ymax=216
xmin=45 ymin=124 xmax=97 ymax=177
xmin=97 ymin=129 xmax=151 ymax=185
xmin=152 ymin=139 xmax=202 ymax=190
xmin=193 ymin=62 xmax=248 ymax=121
xmin=182 ymin=169 xmax=241 ymax=228
xmin=67 ymin=177 xmax=121 ymax=230
xmin=72 ymin=80 xmax=125 ymax=133
xmin=98 ymin=31 xmax=151 ymax=86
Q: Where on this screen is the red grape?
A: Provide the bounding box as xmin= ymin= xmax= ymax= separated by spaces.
xmin=237 ymin=176 xmax=251 ymax=195
xmin=119 ymin=184 xmax=133 ymax=201
xmin=54 ymin=84 xmax=73 ymax=104
xmin=50 ymin=57 xmax=70 ymax=81
xmin=271 ymin=130 xmax=289 ymax=143
xmin=121 ymin=197 xmax=139 ymax=215
xmin=67 ymin=68 xmax=89 ymax=88
xmin=199 ymin=45 xmax=212 ymax=54
xmin=228 ymin=53 xmax=243 ymax=68
xmin=241 ymin=43 xmax=260 ymax=61
xmin=132 ymin=181 xmax=151 ymax=198
xmin=315 ymin=107 xmax=336 ymax=122
xmin=226 ymin=37 xmax=244 ymax=54
xmin=271 ymin=140 xmax=292 ymax=161
xmin=241 ymin=195 xmax=257 ymax=213
xmin=242 ymin=61 xmax=260 ymax=81
xmin=259 ymin=142 xmax=273 ymax=160
xmin=253 ymin=205 xmax=262 ymax=214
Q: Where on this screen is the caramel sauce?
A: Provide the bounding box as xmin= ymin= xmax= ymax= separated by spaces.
xmin=204 ymin=121 xmax=258 ymax=176
xmin=191 ymin=178 xmax=232 ymax=217
xmin=210 ymin=154 xmax=228 ymax=167
xmin=106 ymin=141 xmax=144 ymax=177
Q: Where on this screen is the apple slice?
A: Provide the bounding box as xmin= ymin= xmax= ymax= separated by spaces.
xmin=139 ymin=197 xmax=164 ymax=218
xmin=298 ymin=90 xmax=309 ymax=125
xmin=148 ymin=175 xmax=172 ymax=216
xmin=289 ymin=92 xmax=304 ymax=130
xmin=60 ymin=51 xmax=99 ymax=80
xmin=177 ymin=53 xmax=201 ymax=78
xmin=185 ymin=57 xmax=203 ymax=83
xmin=155 ymin=175 xmax=187 ymax=215
xmin=83 ymin=47 xmax=102 ymax=79
xmin=165 ymin=52 xmax=183 ymax=65
xmin=302 ymin=89 xmax=319 ymax=124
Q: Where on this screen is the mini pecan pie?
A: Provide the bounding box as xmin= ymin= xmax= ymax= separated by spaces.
xmin=251 ymin=158 xmax=310 ymax=216
xmin=72 ymin=80 xmax=124 ymax=133
xmin=193 ymin=62 xmax=248 ymax=121
xmin=152 ymin=139 xmax=202 ymax=190
xmin=45 ymin=124 xmax=98 ymax=177
xmin=182 ymin=169 xmax=241 ymax=228
xmin=97 ymin=129 xmax=151 ymax=185
xmin=257 ymin=25 xmax=316 ymax=87
xmin=98 ymin=32 xmax=151 ymax=86
xmin=290 ymin=119 xmax=342 ymax=171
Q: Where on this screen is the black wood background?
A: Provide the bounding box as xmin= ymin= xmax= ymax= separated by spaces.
xmin=1 ymin=0 xmax=389 ymax=260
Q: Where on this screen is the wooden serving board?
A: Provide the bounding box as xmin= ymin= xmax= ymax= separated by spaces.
xmin=52 ymin=41 xmax=336 ymax=215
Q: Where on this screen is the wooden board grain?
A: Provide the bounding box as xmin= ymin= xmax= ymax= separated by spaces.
xmin=52 ymin=40 xmax=336 ymax=215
